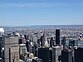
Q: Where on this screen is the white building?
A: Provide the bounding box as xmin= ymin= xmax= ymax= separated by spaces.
xmin=0 ymin=28 xmax=4 ymax=36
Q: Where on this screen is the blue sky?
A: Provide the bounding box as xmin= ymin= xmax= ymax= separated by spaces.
xmin=0 ymin=0 xmax=83 ymax=26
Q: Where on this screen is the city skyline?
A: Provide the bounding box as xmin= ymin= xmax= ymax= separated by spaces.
xmin=0 ymin=0 xmax=83 ymax=26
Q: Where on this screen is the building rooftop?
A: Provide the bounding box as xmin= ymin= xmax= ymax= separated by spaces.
xmin=0 ymin=28 xmax=4 ymax=33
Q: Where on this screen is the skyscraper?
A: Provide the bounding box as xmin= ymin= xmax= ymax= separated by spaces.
xmin=0 ymin=28 xmax=4 ymax=37
xmin=0 ymin=37 xmax=4 ymax=57
xmin=19 ymin=44 xmax=27 ymax=55
xmin=69 ymin=39 xmax=78 ymax=48
xmin=61 ymin=37 xmax=66 ymax=48
xmin=61 ymin=49 xmax=73 ymax=62
xmin=50 ymin=37 xmax=54 ymax=47
xmin=56 ymin=29 xmax=60 ymax=45
xmin=52 ymin=46 xmax=62 ymax=62
xmin=26 ymin=40 xmax=30 ymax=52
xmin=40 ymin=34 xmax=45 ymax=47
xmin=74 ymin=47 xmax=83 ymax=62
xmin=4 ymin=35 xmax=19 ymax=62
xmin=38 ymin=48 xmax=52 ymax=62
xmin=9 ymin=46 xmax=19 ymax=62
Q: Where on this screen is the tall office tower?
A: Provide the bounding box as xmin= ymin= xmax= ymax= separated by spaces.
xmin=53 ymin=29 xmax=62 ymax=62
xmin=56 ymin=29 xmax=60 ymax=45
xmin=61 ymin=37 xmax=66 ymax=48
xmin=38 ymin=48 xmax=52 ymax=62
xmin=1 ymin=47 xmax=4 ymax=60
xmin=52 ymin=46 xmax=62 ymax=62
xmin=32 ymin=35 xmax=37 ymax=43
xmin=61 ymin=49 xmax=73 ymax=62
xmin=40 ymin=35 xmax=44 ymax=46
xmin=69 ymin=39 xmax=78 ymax=48
xmin=0 ymin=28 xmax=4 ymax=57
xmin=49 ymin=48 xmax=52 ymax=62
xmin=50 ymin=37 xmax=54 ymax=47
xmin=26 ymin=40 xmax=36 ymax=54
xmin=29 ymin=42 xmax=34 ymax=53
xmin=24 ymin=35 xmax=27 ymax=39
xmin=4 ymin=35 xmax=19 ymax=62
xmin=26 ymin=40 xmax=30 ymax=52
xmin=0 ymin=43 xmax=1 ymax=57
xmin=74 ymin=47 xmax=83 ymax=62
xmin=32 ymin=43 xmax=38 ymax=56
xmin=44 ymin=37 xmax=50 ymax=48
xmin=9 ymin=46 xmax=19 ymax=62
xmin=0 ymin=36 xmax=4 ymax=57
xmin=27 ymin=41 xmax=37 ymax=54
xmin=19 ymin=44 xmax=27 ymax=55
xmin=40 ymin=34 xmax=45 ymax=47
xmin=37 ymin=39 xmax=41 ymax=47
